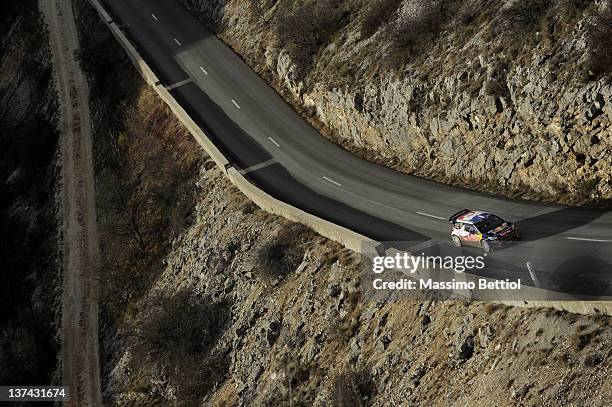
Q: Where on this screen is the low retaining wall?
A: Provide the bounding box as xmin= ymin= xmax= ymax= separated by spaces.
xmin=87 ymin=0 xmax=611 ymax=316
xmin=227 ymin=168 xmax=371 ymax=253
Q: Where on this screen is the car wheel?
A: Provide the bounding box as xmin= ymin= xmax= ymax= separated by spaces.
xmin=452 ymin=235 xmax=462 ymax=247
xmin=481 ymin=240 xmax=491 ymax=253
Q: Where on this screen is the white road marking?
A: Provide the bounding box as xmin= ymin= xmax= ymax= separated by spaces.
xmin=152 ymin=14 xmax=158 ymax=21
xmin=323 ymin=176 xmax=342 ymax=187
xmin=200 ymin=66 xmax=208 ymax=75
xmin=232 ymin=99 xmax=241 ymax=109
xmin=173 ymin=38 xmax=182 ymax=46
xmin=566 ymin=237 xmax=612 ymax=242
xmin=526 ymin=262 xmax=540 ymax=288
xmin=416 ymin=211 xmax=445 ymax=220
xmin=268 ymin=137 xmax=280 ymax=148
xmin=240 ymin=159 xmax=277 ymax=174
xmin=165 ymin=78 xmax=193 ymax=90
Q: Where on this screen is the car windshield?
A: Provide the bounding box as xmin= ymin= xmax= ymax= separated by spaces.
xmin=475 ymin=215 xmax=504 ymax=233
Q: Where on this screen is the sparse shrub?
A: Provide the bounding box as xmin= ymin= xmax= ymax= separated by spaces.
xmin=241 ymin=201 xmax=257 ymax=214
xmin=584 ymin=353 xmax=604 ymax=367
xmin=498 ymin=0 xmax=552 ymax=31
xmin=328 ymin=292 xmax=362 ymax=344
xmin=388 ymin=0 xmax=460 ymax=67
xmin=572 ymin=328 xmax=601 ymax=351
xmin=129 ymin=291 xmax=230 ymax=402
xmin=255 ymin=223 xmax=311 ymax=282
xmin=332 ymin=368 xmax=377 ymax=407
xmin=576 ymin=177 xmax=598 ymax=197
xmin=360 ymin=0 xmax=403 ymax=39
xmin=276 ymin=2 xmax=349 ymax=79
xmin=586 ymin=4 xmax=612 ymax=78
xmin=485 ymin=78 xmax=510 ymax=98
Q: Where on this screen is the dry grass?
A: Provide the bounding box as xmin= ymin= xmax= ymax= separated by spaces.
xmin=331 ymin=368 xmax=377 ymax=407
xmin=360 ymin=0 xmax=402 ymax=39
xmin=97 ymin=87 xmax=203 ymax=317
xmin=255 ymin=223 xmax=313 ymax=283
xmin=586 ymin=3 xmax=612 ymax=78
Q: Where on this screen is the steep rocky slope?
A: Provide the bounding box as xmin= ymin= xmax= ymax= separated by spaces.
xmin=110 ymin=164 xmax=612 ymax=406
xmin=0 ymin=0 xmax=60 ymax=391
xmin=74 ymin=1 xmax=612 ymax=405
xmin=181 ymin=0 xmax=612 ymax=205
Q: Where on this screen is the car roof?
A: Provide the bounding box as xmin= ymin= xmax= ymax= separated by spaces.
xmin=456 ymin=211 xmax=491 ymax=224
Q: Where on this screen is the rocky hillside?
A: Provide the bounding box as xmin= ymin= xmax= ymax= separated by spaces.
xmin=181 ymin=0 xmax=612 ymax=205
xmin=74 ymin=1 xmax=612 ymax=405
xmin=0 ymin=0 xmax=60 ymax=391
xmin=107 ymin=163 xmax=612 ymax=406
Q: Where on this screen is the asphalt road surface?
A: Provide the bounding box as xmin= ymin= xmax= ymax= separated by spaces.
xmin=101 ymin=0 xmax=612 ymax=299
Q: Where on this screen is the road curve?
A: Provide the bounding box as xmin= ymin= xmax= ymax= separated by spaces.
xmin=99 ymin=0 xmax=612 ymax=298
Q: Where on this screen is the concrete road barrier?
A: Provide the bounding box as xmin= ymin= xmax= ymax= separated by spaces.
xmin=227 ymin=168 xmax=372 ymax=253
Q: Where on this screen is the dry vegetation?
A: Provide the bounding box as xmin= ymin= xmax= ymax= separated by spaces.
xmin=587 ymin=2 xmax=612 ymax=78
xmin=232 ymin=0 xmax=610 ymax=84
xmin=275 ymin=1 xmax=352 ymax=80
xmin=331 ymin=368 xmax=377 ymax=406
xmin=94 ymin=88 xmax=202 ymax=318
xmin=128 ymin=290 xmax=230 ymax=403
xmin=76 ymin=0 xmax=202 ymax=315
xmin=255 ymin=223 xmax=313 ymax=283
xmin=75 ymin=0 xmax=214 ymax=402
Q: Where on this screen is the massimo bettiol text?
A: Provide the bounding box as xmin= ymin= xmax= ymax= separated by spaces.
xmin=371 ymin=252 xmax=522 ymax=291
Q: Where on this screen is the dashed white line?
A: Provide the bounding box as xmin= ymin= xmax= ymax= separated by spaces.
xmin=231 ymin=99 xmax=241 ymax=109
xmin=268 ymin=137 xmax=280 ymax=148
xmin=173 ymin=38 xmax=182 ymax=46
xmin=566 ymin=237 xmax=612 ymax=242
xmin=151 ymin=14 xmax=158 ymax=21
xmin=416 ymin=211 xmax=445 ymax=220
xmin=200 ymin=66 xmax=208 ymax=75
xmin=323 ymin=176 xmax=342 ymax=187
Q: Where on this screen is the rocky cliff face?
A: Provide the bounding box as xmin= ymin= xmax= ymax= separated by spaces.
xmin=181 ymin=0 xmax=612 ymax=205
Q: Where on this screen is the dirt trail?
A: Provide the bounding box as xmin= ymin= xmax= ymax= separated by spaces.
xmin=40 ymin=0 xmax=102 ymax=405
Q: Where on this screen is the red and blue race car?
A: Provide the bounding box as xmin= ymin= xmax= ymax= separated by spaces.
xmin=449 ymin=209 xmax=520 ymax=252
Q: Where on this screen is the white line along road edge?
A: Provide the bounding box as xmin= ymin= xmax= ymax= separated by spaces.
xmin=566 ymin=237 xmax=612 ymax=242
xmin=323 ymin=176 xmax=342 ymax=187
xmin=417 ymin=211 xmax=445 ymax=220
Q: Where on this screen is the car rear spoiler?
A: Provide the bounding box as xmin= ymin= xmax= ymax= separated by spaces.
xmin=449 ymin=209 xmax=470 ymax=223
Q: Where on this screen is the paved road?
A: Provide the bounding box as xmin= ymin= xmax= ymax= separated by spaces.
xmin=101 ymin=0 xmax=612 ymax=299
xmin=42 ymin=0 xmax=102 ymax=405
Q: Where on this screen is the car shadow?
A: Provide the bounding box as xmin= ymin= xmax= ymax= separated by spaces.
xmin=548 ymin=255 xmax=612 ymax=298
xmin=516 ymin=206 xmax=609 ymax=242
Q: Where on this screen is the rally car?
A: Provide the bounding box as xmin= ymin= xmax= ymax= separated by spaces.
xmin=449 ymin=209 xmax=520 ymax=252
